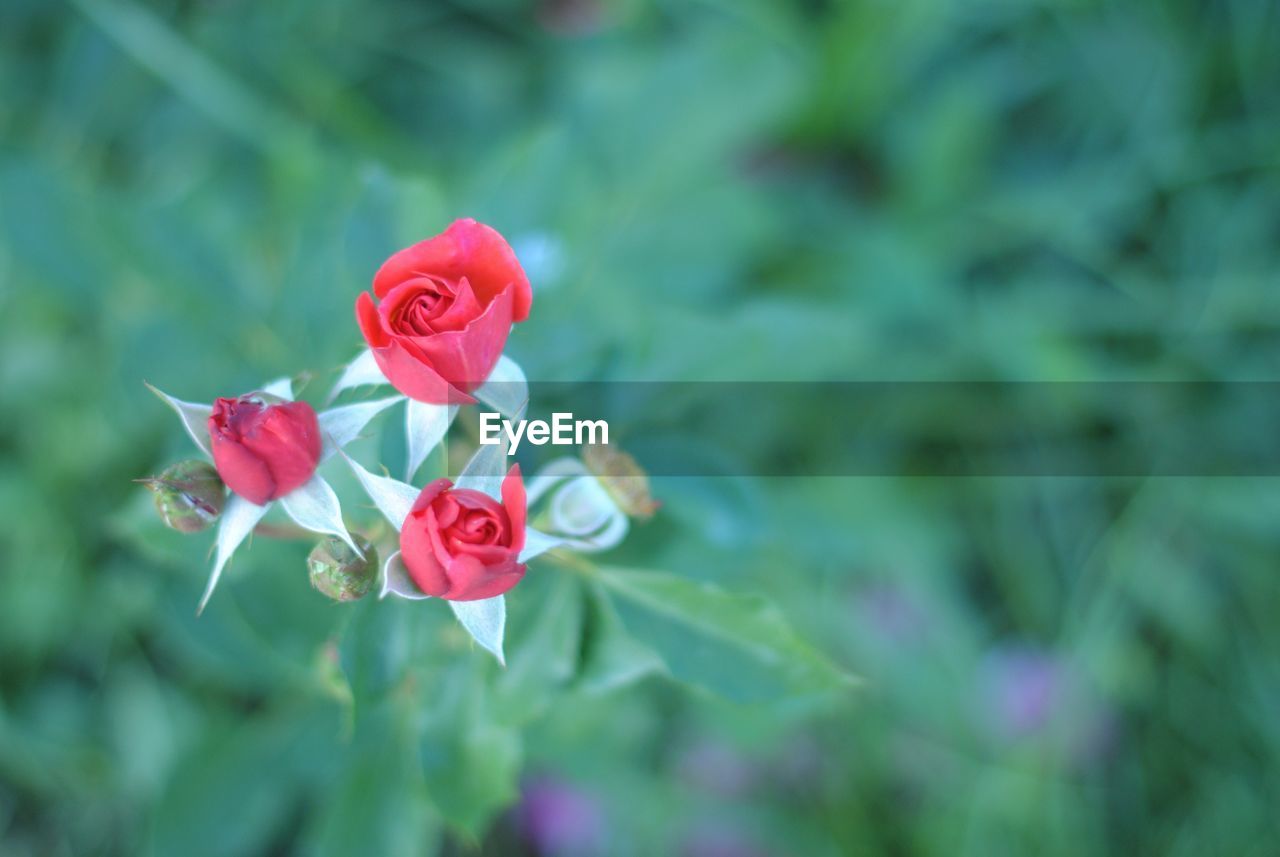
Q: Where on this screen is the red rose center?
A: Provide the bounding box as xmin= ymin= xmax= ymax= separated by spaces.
xmin=212 ymin=396 xmax=266 ymax=437
xmin=456 ymin=509 xmax=501 ymax=544
xmin=432 ymin=491 xmax=511 ymax=550
xmin=380 ymin=273 xmax=490 ymax=339
xmin=394 ymin=285 xmax=451 ymax=335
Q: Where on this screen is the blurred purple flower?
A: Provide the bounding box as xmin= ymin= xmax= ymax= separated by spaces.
xmin=677 ymin=740 xmax=755 ymax=796
xmin=978 ymin=644 xmax=1116 ymax=765
xmin=682 ymin=824 xmax=772 ymax=857
xmin=984 ymin=646 xmax=1062 ymax=737
xmin=767 ymin=734 xmax=824 ymax=794
xmin=517 ymin=775 xmax=606 ymax=857
xmin=855 ymin=582 xmax=926 ymax=645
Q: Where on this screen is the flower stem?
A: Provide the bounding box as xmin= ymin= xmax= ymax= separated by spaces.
xmin=549 ymin=550 xmax=598 ymax=577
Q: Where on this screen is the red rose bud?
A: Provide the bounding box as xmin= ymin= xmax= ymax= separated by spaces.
xmin=142 ymin=459 xmax=226 ymax=533
xmin=308 ymin=534 xmax=377 ymax=602
xmin=356 ymin=219 xmax=532 ymax=404
xmin=400 ymin=464 xmax=527 ymax=601
xmin=208 ymin=394 xmax=322 ymax=505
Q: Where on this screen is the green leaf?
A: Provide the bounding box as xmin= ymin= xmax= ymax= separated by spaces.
xmin=147 ymin=705 xmax=341 ymax=857
xmin=306 ymin=704 xmax=438 ymax=857
xmin=71 ymin=0 xmax=306 ymax=152
xmin=495 ymin=573 xmax=585 ymax=725
xmin=418 ymin=662 xmax=522 ymax=841
xmin=576 ymin=581 xmax=666 ymax=695
xmin=338 ymin=597 xmax=411 ymax=707
xmin=596 ymin=568 xmax=858 ymax=703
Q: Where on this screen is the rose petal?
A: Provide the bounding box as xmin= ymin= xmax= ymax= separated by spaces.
xmin=373 ymin=218 xmax=531 ymax=322
xmin=378 ymin=277 xmax=447 ymax=333
xmin=210 ymin=428 xmax=277 ymax=505
xmin=410 ymin=285 xmax=515 ymax=393
xmin=445 ymin=555 xmax=525 ymax=601
xmin=408 ymin=478 xmax=455 ymax=516
xmin=239 ymin=402 xmax=322 ymax=500
xmin=356 ymin=292 xmax=389 ymax=348
xmin=501 ymin=464 xmax=526 ymax=554
xmin=446 ymin=542 xmax=511 ymax=565
xmin=429 ymin=276 xmax=486 ymax=332
xmin=369 ymin=337 xmax=475 ymax=405
xmin=401 ymin=505 xmax=452 ymax=597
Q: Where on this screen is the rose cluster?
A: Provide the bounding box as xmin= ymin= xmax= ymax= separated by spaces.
xmin=142 ymin=219 xmax=653 ymax=658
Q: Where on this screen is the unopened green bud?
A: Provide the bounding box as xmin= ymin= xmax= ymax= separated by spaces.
xmin=141 ymin=460 xmax=226 ymax=533
xmin=308 ymin=535 xmax=377 ymax=602
xmin=582 ymin=442 xmax=659 ymax=520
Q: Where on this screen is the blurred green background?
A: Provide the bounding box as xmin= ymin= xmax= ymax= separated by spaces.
xmin=4 ymin=0 xmax=1280 ymax=854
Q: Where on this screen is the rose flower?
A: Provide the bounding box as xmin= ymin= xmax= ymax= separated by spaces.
xmin=208 ymin=394 xmax=321 ymax=505
xmin=400 ymin=464 xmax=527 ymax=600
xmin=356 ymin=218 xmax=532 ymax=404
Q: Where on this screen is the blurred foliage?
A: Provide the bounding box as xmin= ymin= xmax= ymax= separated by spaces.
xmin=3 ymin=0 xmax=1280 ymax=855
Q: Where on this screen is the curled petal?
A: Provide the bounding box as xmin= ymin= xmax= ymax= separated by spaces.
xmin=356 ymin=292 xmax=388 ymax=347
xmin=430 ymin=277 xmax=485 ymax=332
xmin=548 ymin=474 xmax=630 ymax=552
xmin=525 ymin=457 xmax=591 ymax=505
xmin=564 ymin=510 xmax=629 ymax=553
xmin=550 ymin=476 xmax=616 ymax=536
xmin=408 ymin=478 xmax=455 ymax=516
xmin=501 ymin=464 xmax=526 ymax=555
